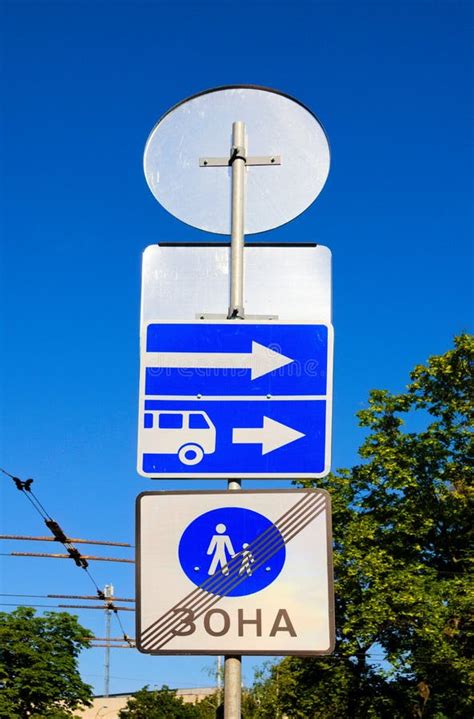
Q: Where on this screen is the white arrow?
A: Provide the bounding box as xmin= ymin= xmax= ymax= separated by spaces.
xmin=145 ymin=341 xmax=294 ymax=380
xmin=232 ymin=416 xmax=305 ymax=455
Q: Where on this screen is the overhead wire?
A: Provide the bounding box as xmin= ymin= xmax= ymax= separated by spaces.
xmin=1 ymin=551 xmax=133 ymax=564
xmin=0 ymin=533 xmax=132 ymax=547
xmin=111 ymin=603 xmax=134 ymax=645
xmin=0 ymin=602 xmax=133 ymax=611
xmin=0 ymin=469 xmax=52 ymax=520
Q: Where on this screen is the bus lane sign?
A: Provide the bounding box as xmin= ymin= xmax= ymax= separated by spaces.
xmin=137 ymin=320 xmax=334 ymax=479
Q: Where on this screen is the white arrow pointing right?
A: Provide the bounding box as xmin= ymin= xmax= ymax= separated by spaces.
xmin=232 ymin=417 xmax=305 ymax=455
xmin=145 ymin=341 xmax=294 ymax=380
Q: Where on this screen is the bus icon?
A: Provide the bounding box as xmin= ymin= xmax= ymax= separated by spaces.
xmin=141 ymin=410 xmax=216 ymax=466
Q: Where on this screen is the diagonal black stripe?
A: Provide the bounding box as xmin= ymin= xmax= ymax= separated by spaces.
xmin=140 ymin=492 xmax=321 ymax=642
xmin=141 ymin=493 xmax=327 ymax=650
xmin=184 ymin=493 xmax=323 ymax=599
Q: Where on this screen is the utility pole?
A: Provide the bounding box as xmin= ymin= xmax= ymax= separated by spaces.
xmin=103 ymin=584 xmax=114 ymax=697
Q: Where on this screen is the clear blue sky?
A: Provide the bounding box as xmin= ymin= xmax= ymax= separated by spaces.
xmin=1 ymin=0 xmax=472 ymax=697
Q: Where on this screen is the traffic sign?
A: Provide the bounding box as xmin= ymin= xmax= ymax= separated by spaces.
xmin=136 ymin=489 xmax=334 ymax=655
xmin=137 ymin=321 xmax=333 ymax=478
xmin=143 ymin=86 xmax=330 ymax=235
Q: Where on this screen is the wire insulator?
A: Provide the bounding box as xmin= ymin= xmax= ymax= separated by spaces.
xmin=45 ymin=519 xmax=69 ymax=543
xmin=67 ymin=547 xmax=89 ymax=568
xmin=13 ymin=477 xmax=33 ymax=492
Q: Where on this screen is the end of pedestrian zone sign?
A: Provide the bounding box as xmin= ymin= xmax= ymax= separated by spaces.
xmin=136 ymin=489 xmax=335 ymax=655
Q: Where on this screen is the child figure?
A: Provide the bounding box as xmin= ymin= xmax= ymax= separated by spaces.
xmin=238 ymin=542 xmax=255 ymax=576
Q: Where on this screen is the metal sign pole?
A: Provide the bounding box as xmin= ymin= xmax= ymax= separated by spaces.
xmin=228 ymin=121 xmax=246 ymax=319
xmin=224 ymin=120 xmax=246 ymax=718
xmin=224 ymin=652 xmax=242 ymax=718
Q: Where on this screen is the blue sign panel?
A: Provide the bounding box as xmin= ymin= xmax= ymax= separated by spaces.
xmin=138 ymin=321 xmax=333 ymax=478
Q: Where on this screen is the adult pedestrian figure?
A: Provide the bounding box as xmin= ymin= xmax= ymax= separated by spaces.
xmin=207 ymin=523 xmax=235 ymax=575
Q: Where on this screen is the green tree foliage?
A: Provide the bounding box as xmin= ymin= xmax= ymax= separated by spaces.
xmin=0 ymin=606 xmax=93 ymax=718
xmin=253 ymin=335 xmax=473 ymax=718
xmin=117 ymin=686 xmax=259 ymax=719
xmin=118 ymin=685 xmax=210 ymax=719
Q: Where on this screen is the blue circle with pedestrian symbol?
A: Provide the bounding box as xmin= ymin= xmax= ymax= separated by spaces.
xmin=178 ymin=507 xmax=286 ymax=597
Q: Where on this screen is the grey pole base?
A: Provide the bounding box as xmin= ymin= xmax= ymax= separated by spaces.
xmin=224 ymin=654 xmax=242 ymax=719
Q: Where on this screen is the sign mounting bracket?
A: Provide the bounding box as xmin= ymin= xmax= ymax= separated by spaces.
xmin=199 ymin=155 xmax=281 ymax=167
xmin=196 ymin=313 xmax=278 ymax=321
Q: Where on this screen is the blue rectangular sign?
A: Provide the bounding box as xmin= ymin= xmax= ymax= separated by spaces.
xmin=137 ymin=321 xmax=333 ymax=478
